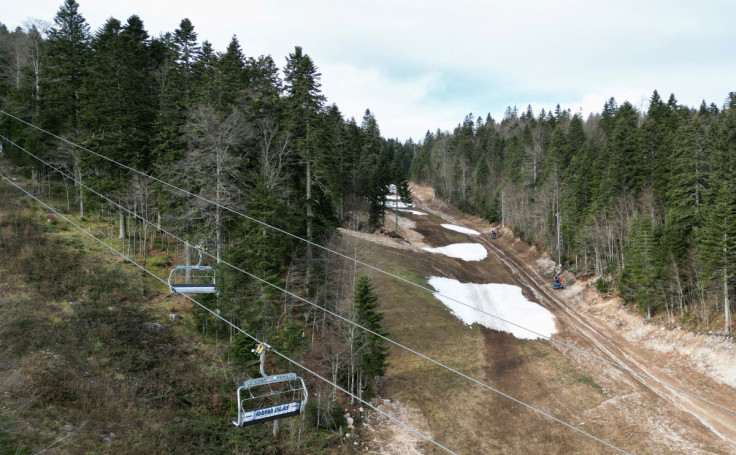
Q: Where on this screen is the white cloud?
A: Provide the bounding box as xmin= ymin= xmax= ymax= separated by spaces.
xmin=7 ymin=0 xmax=736 ymax=140
xmin=320 ymin=63 xmax=463 ymax=139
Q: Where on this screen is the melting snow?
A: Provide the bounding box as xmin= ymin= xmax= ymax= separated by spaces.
xmin=387 ymin=200 xmax=414 ymax=209
xmin=422 ymin=243 xmax=487 ymax=261
xmin=441 ymin=224 xmax=480 ymax=235
xmin=385 ymin=194 xmax=414 ymax=208
xmin=397 ymin=209 xmax=427 ymax=215
xmin=428 ymin=276 xmax=557 ymax=340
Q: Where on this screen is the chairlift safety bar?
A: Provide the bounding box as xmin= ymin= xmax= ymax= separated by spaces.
xmin=244 ymin=373 xmax=298 ymax=388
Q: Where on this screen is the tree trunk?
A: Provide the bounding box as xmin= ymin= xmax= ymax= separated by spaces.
xmin=724 ymin=266 xmax=730 ymax=334
xmin=672 ymin=259 xmax=685 ymax=319
xmin=64 ymin=180 xmax=70 ymax=213
xmin=119 ymin=211 xmax=126 ymax=239
xmin=306 ymin=158 xmax=313 ymax=288
xmin=216 ymin=148 xmax=223 ymax=264
xmin=142 ymin=221 xmax=148 ymax=268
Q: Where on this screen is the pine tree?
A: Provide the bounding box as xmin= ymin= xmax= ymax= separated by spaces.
xmin=216 ymin=35 xmax=246 ymax=109
xmin=665 ymin=115 xmax=704 ymax=239
xmin=354 ymin=275 xmax=389 ymax=398
xmin=696 ymin=180 xmax=736 ymax=334
xmin=79 ymin=15 xmax=158 ymax=197
xmin=359 ymin=109 xmax=390 ymax=229
xmin=41 ymin=0 xmax=90 ymax=133
xmin=620 ymin=212 xmax=659 ymax=319
xmin=245 ymin=55 xmax=283 ymax=119
xmin=191 ymin=40 xmax=218 ymax=105
xmin=152 ymin=18 xmax=201 ymax=166
xmin=696 ymin=108 xmax=736 ymax=334
xmin=284 ymin=46 xmax=327 ymax=288
xmin=643 ymin=90 xmax=673 ymax=210
xmin=173 ymin=18 xmax=200 ymax=82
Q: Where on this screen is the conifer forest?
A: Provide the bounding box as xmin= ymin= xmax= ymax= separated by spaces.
xmin=411 ymin=94 xmax=735 ymax=334
xmin=1 ymin=0 xmax=735 ymax=453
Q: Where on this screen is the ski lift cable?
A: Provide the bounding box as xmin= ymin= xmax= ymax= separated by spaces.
xmin=0 ymin=136 xmax=640 ymax=452
xmin=0 ymin=172 xmax=459 ymax=455
xmin=1 ymin=129 xmax=734 ymax=420
xmin=0 ymin=173 xmax=636 ymax=455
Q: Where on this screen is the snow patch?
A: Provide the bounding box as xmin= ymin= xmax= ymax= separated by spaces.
xmin=387 ymin=201 xmax=414 ymax=209
xmin=428 ymin=277 xmax=558 ymax=340
xmin=423 ymin=243 xmax=487 ymax=261
xmin=441 ymin=223 xmax=480 ymax=235
xmin=385 ymin=194 xmax=414 ymax=208
xmin=396 ymin=209 xmax=427 ymax=216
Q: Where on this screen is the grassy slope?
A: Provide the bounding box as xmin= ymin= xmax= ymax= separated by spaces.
xmin=0 ymin=180 xmax=344 ymax=454
xmin=359 ymin=211 xmax=615 ymax=454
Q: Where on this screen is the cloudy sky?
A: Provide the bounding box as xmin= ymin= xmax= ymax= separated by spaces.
xmin=5 ymin=0 xmax=736 ymax=141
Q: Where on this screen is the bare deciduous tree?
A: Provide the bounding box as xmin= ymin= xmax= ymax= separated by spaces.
xmin=174 ymin=106 xmax=246 ymax=262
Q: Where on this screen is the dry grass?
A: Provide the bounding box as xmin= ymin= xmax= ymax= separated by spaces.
xmin=0 ymin=180 xmax=350 ymax=454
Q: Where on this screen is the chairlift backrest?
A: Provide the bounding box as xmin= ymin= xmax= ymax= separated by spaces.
xmin=168 ymin=245 xmax=217 ymax=294
xmin=232 ymin=372 xmax=308 ymax=427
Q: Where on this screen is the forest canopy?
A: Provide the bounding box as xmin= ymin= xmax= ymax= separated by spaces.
xmin=411 ymin=93 xmax=735 ymax=334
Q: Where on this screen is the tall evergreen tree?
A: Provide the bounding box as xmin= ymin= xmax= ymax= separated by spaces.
xmin=696 ymin=180 xmax=736 ymax=334
xmin=620 ymin=212 xmax=659 ymax=319
xmin=359 ymin=109 xmax=389 ymax=229
xmin=41 ymin=0 xmax=90 ymax=133
xmin=216 ymin=35 xmax=246 ymax=109
xmin=353 ymin=275 xmax=389 ymax=399
xmin=284 ymin=46 xmax=326 ymax=287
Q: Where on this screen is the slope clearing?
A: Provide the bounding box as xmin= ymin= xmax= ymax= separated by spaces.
xmin=348 ymin=184 xmax=736 ymax=454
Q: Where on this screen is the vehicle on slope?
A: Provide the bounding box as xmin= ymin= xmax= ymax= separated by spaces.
xmin=553 ymin=272 xmax=565 ymax=290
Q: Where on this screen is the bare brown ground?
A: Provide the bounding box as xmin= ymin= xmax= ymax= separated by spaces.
xmin=350 ymin=183 xmax=736 ymax=454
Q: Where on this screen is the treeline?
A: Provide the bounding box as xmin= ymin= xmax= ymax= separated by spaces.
xmin=411 ymin=94 xmax=735 ymax=334
xmin=0 ymin=0 xmax=407 ymax=443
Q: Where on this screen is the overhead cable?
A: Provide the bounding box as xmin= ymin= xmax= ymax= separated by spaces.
xmin=0 ymin=136 xmax=634 ymax=453
xmin=0 ymin=171 xmax=459 ymax=455
xmin=2 ymin=113 xmax=734 ymax=418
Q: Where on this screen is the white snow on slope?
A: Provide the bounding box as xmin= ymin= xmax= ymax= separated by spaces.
xmin=423 ymin=243 xmax=487 ymax=261
xmin=441 ymin=223 xmax=480 ymax=235
xmin=386 ymin=194 xmax=414 ymax=208
xmin=428 ymin=277 xmax=557 ymax=340
xmin=387 ymin=200 xmax=414 ymax=209
xmin=397 ymin=209 xmax=427 ymax=215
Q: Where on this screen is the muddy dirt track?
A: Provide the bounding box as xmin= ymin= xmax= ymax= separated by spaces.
xmin=357 ymin=187 xmax=736 ymax=455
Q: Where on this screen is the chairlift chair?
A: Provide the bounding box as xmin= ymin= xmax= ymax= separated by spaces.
xmin=168 ymin=245 xmax=217 ymax=294
xmin=233 ymin=344 xmax=308 ymax=427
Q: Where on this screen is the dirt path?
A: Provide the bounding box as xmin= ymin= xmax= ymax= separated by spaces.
xmin=479 ymin=234 xmax=736 ymax=443
xmin=411 ymin=191 xmax=736 ymax=453
xmin=358 ymin=185 xmax=736 ymax=454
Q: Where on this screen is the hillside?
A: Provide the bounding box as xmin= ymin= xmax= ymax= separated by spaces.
xmin=343 ymin=183 xmax=736 ymax=454
xmin=0 ymin=176 xmax=352 ymax=454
